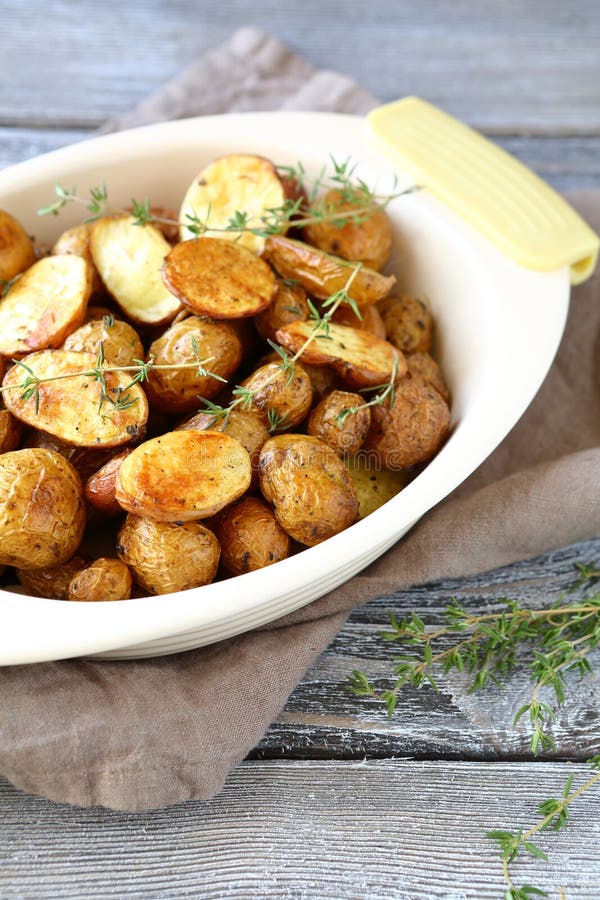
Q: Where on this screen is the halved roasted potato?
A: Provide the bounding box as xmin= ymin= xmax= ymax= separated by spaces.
xmin=67 ymin=557 xmax=133 ymax=602
xmin=0 ymin=255 xmax=91 ymax=357
xmin=259 ymin=434 xmax=358 ymax=545
xmin=17 ymin=556 xmax=87 ymax=600
xmin=162 ymin=237 xmax=277 ymax=319
xmin=52 ymin=222 xmax=103 ymax=294
xmin=117 ymin=514 xmax=220 ymax=594
xmin=254 ymin=279 xmax=310 ymax=343
xmin=240 ymin=361 xmax=313 ymax=429
xmin=179 ymin=153 xmax=297 ymax=254
xmin=378 ymin=294 xmax=434 ymax=354
xmin=276 ymin=320 xmax=405 ymax=389
xmin=178 ymin=408 xmax=268 ymax=488
xmin=85 ymin=449 xmax=132 ymax=516
xmin=214 ymin=496 xmax=291 ymax=576
xmin=127 ymin=205 xmax=180 ymax=244
xmin=308 ymin=390 xmax=371 ymax=456
xmin=63 ymin=317 xmax=144 ymax=367
xmin=0 ymin=209 xmax=36 ymax=282
xmin=90 ymin=215 xmax=182 ymax=325
xmin=263 ymin=235 xmax=395 ymax=307
xmin=115 ymin=430 xmax=252 ymax=521
xmin=2 ymin=350 xmax=148 ymax=447
xmin=344 ymin=455 xmax=407 ymax=518
xmin=331 ymin=302 xmax=386 ymax=339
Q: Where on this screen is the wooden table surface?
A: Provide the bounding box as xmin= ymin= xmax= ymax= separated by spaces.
xmin=1 ymin=3 xmax=600 ymax=898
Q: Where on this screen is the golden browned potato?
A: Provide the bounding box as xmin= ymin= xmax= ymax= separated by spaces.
xmin=255 ymin=279 xmax=310 ymax=343
xmin=0 ymin=255 xmax=91 ymax=356
xmin=127 ymin=205 xmax=180 ymax=244
xmin=0 ymin=408 xmax=21 ymax=454
xmin=227 ymin=315 xmax=263 ymax=367
xmin=64 ymin=317 xmax=144 ymax=367
xmin=84 ymin=304 xmax=118 ymax=323
xmin=91 ymin=215 xmax=182 ymax=325
xmin=0 ymin=449 xmax=85 ymax=568
xmin=331 ymin=302 xmax=386 ymax=339
xmin=0 ymin=209 xmax=36 ymax=282
xmin=378 ymin=294 xmax=433 ymax=354
xmin=52 ymin=222 xmax=103 ymax=294
xmin=84 ymin=449 xmax=132 ymax=516
xmin=214 ymin=496 xmax=291 ymax=576
xmin=276 ymin=320 xmax=405 ymax=389
xmin=263 ymin=235 xmax=395 ymax=308
xmin=117 ymin=514 xmax=220 ymax=594
xmin=3 ymin=350 xmax=148 ymax=448
xmin=145 ymin=317 xmax=242 ymax=414
xmin=24 ymin=430 xmax=118 ymax=481
xmin=162 ymin=237 xmax=277 ymax=319
xmin=240 ymin=361 xmax=313 ymax=429
xmin=115 ymin=430 xmax=252 ymax=521
xmin=179 ymin=153 xmax=297 ymax=254
xmin=67 ymin=557 xmax=132 ymax=602
xmin=308 ymin=390 xmax=371 ymax=456
xmin=365 ymin=373 xmax=450 ymax=468
xmin=177 ymin=408 xmax=268 ymax=488
xmin=302 ymin=363 xmax=343 ymax=400
xmin=406 ymin=351 xmax=450 ymax=403
xmin=303 ymin=188 xmax=393 ymax=271
xmin=344 ymin=456 xmax=407 ymax=518
xmin=17 ymin=556 xmax=87 ymax=600
xmin=259 ymin=434 xmax=358 ymax=545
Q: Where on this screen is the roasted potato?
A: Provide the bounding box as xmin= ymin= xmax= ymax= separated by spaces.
xmin=145 ymin=317 xmax=242 ymax=413
xmin=263 ymin=235 xmax=395 ymax=308
xmin=162 ymin=237 xmax=277 ymax=319
xmin=0 ymin=255 xmax=91 ymax=357
xmin=0 ymin=209 xmax=36 ymax=282
xmin=52 ymin=222 xmax=103 ymax=294
xmin=67 ymin=557 xmax=132 ymax=602
xmin=331 ymin=302 xmax=386 ymax=339
xmin=259 ymin=434 xmax=358 ymax=545
xmin=115 ymin=430 xmax=252 ymax=521
xmin=63 ymin=317 xmax=144 ymax=367
xmin=302 ymin=363 xmax=343 ymax=400
xmin=303 ymin=188 xmax=393 ymax=271
xmin=17 ymin=556 xmax=87 ymax=600
xmin=214 ymin=496 xmax=291 ymax=575
xmin=276 ymin=320 xmax=405 ymax=389
xmin=84 ymin=449 xmax=132 ymax=516
xmin=0 ymin=449 xmax=85 ymax=568
xmin=24 ymin=430 xmax=117 ymax=481
xmin=240 ymin=361 xmax=313 ymax=429
xmin=91 ymin=215 xmax=182 ymax=325
xmin=0 ymin=408 xmax=21 ymax=454
xmin=3 ymin=350 xmax=148 ymax=448
xmin=406 ymin=351 xmax=450 ymax=403
xmin=177 ymin=408 xmax=268 ymax=488
xmin=308 ymin=390 xmax=371 ymax=456
xmin=127 ymin=205 xmax=180 ymax=244
xmin=255 ymin=279 xmax=310 ymax=343
xmin=365 ymin=373 xmax=451 ymax=468
xmin=179 ymin=153 xmax=297 ymax=254
xmin=344 ymin=456 xmax=407 ymax=518
xmin=378 ymin=294 xmax=434 ymax=354
xmin=117 ymin=514 xmax=220 ymax=594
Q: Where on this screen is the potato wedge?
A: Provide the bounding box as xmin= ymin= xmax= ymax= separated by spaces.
xmin=378 ymin=294 xmax=433 ymax=354
xmin=0 ymin=209 xmax=36 ymax=282
xmin=214 ymin=496 xmax=291 ymax=575
xmin=0 ymin=449 xmax=85 ymax=569
xmin=259 ymin=434 xmax=358 ymax=546
xmin=67 ymin=557 xmax=132 ymax=602
xmin=117 ymin=514 xmax=220 ymax=594
xmin=52 ymin=222 xmax=103 ymax=294
xmin=64 ymin=317 xmax=144 ymax=367
xmin=240 ymin=361 xmax=313 ymax=429
xmin=179 ymin=153 xmax=295 ymax=254
xmin=344 ymin=455 xmax=407 ymax=518
xmin=162 ymin=237 xmax=277 ymax=319
xmin=0 ymin=255 xmax=91 ymax=357
xmin=308 ymin=390 xmax=371 ymax=456
xmin=255 ymin=279 xmax=310 ymax=343
xmin=90 ymin=215 xmax=182 ymax=325
xmin=276 ymin=320 xmax=405 ymax=389
xmin=2 ymin=350 xmax=148 ymax=447
xmin=85 ymin=449 xmax=132 ymax=516
xmin=115 ymin=430 xmax=252 ymax=521
xmin=17 ymin=556 xmax=87 ymax=600
xmin=263 ymin=235 xmax=395 ymax=308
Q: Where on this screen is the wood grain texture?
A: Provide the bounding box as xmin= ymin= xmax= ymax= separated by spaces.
xmin=1 ymin=760 xmax=599 ymax=899
xmin=1 ymin=0 xmax=599 ymax=132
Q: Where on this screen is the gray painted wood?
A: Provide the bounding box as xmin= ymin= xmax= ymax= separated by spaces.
xmin=1 ymin=760 xmax=599 ymax=898
xmin=1 ymin=0 xmax=599 ymax=132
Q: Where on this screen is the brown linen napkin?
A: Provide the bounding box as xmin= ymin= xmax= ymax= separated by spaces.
xmin=1 ymin=30 xmax=599 ymax=812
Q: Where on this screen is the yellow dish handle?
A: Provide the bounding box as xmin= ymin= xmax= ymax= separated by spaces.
xmin=367 ymin=97 xmax=599 ymax=285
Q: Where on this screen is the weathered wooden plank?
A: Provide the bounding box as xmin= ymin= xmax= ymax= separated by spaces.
xmin=1 ymin=1 xmax=599 ymax=132
xmin=0 ymin=760 xmax=599 ymax=898
xmin=255 ymin=538 xmax=600 ymax=760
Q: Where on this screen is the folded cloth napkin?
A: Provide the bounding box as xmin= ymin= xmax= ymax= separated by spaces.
xmin=1 ymin=28 xmax=599 ymax=812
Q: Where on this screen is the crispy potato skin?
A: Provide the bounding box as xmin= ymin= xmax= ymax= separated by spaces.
xmin=303 ymin=189 xmax=393 ymax=271
xmin=259 ymin=434 xmax=358 ymax=546
xmin=0 ymin=209 xmax=36 ymax=282
xmin=145 ymin=317 xmax=242 ymax=413
xmin=378 ymin=294 xmax=433 ymax=354
xmin=240 ymin=361 xmax=313 ymax=429
xmin=115 ymin=430 xmax=252 ymax=521
xmin=0 ymin=255 xmax=91 ymax=357
xmin=85 ymin=449 xmax=132 ymax=516
xmin=17 ymin=555 xmax=87 ymax=600
xmin=117 ymin=514 xmax=220 ymax=594
xmin=302 ymin=363 xmax=343 ymax=400
xmin=254 ymin=280 xmax=310 ymax=343
xmin=52 ymin=222 xmax=103 ymax=294
xmin=3 ymin=350 xmax=148 ymax=448
xmin=344 ymin=456 xmax=407 ymax=518
xmin=0 ymin=408 xmax=22 ymax=454
xmin=331 ymin=303 xmax=386 ymax=339
xmin=67 ymin=557 xmax=133 ymax=602
xmin=64 ymin=318 xmax=144 ymax=367
xmin=406 ymin=351 xmax=450 ymax=403
xmin=263 ymin=235 xmax=395 ymax=308
xmin=215 ymin=496 xmax=291 ymax=576
xmin=308 ymin=390 xmax=371 ymax=456
xmin=177 ymin=409 xmax=268 ymax=489
xmin=0 ymin=449 xmax=85 ymax=568
xmin=365 ymin=373 xmax=451 ymax=468
xmin=162 ymin=237 xmax=277 ymax=319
